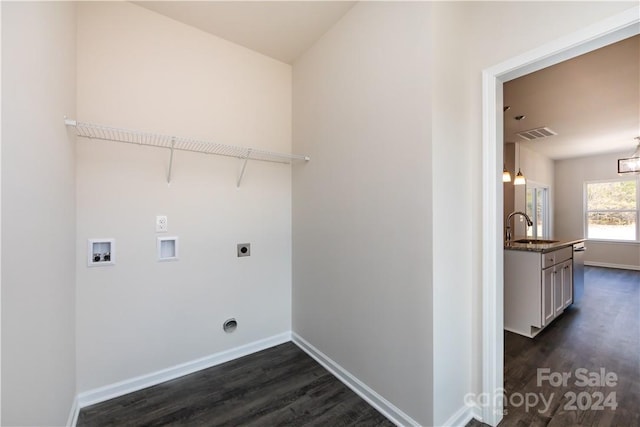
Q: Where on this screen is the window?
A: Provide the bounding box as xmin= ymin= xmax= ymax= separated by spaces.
xmin=585 ymin=179 xmax=639 ymax=241
xmin=526 ymin=182 xmax=549 ymax=238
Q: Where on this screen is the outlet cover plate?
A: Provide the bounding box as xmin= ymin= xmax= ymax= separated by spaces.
xmin=237 ymin=243 xmax=250 ymax=257
xmin=156 ymin=215 xmax=168 ymax=232
xmin=87 ymin=238 xmax=115 ymax=267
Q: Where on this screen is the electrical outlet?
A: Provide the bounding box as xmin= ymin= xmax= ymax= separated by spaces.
xmin=237 ymin=243 xmax=250 ymax=257
xmin=156 ymin=215 xmax=168 ymax=232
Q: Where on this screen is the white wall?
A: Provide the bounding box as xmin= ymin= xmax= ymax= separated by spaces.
xmin=293 ymin=2 xmax=636 ymax=425
xmin=432 ymin=1 xmax=636 ymax=423
xmin=76 ymin=2 xmax=293 ymax=392
xmin=555 ymin=152 xmax=640 ymax=269
xmin=1 ymin=2 xmax=77 ymax=425
xmin=504 ymin=143 xmax=516 ymax=223
xmin=1 ymin=2 xmax=635 ymax=426
xmin=430 ymin=3 xmax=474 ymax=422
xmin=512 ymin=144 xmax=555 ymax=236
xmin=520 ymin=145 xmax=554 ymax=187
xmin=292 ymin=2 xmax=433 ymax=424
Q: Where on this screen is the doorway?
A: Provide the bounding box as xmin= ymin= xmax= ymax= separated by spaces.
xmin=480 ymin=7 xmax=639 ymax=426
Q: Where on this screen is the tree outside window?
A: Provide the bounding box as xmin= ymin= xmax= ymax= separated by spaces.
xmin=585 ymin=179 xmax=638 ymax=241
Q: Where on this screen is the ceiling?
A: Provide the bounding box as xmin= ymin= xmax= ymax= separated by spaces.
xmin=133 ymin=1 xmax=356 ymax=64
xmin=504 ymin=34 xmax=639 ymax=160
xmin=134 ymin=2 xmax=637 ymax=161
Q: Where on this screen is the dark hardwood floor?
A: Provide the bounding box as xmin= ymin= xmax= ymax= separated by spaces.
xmin=77 ymin=342 xmax=394 ymax=427
xmin=79 ymin=266 xmax=638 ymax=427
xmin=497 ymin=266 xmax=639 ymax=427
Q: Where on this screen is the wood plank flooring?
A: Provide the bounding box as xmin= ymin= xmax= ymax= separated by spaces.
xmin=79 ymin=266 xmax=638 ymax=427
xmin=77 ymin=342 xmax=394 ymax=426
xmin=473 ymin=266 xmax=639 ymax=427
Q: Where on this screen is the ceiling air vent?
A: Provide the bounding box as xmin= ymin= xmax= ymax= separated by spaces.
xmin=516 ymin=127 xmax=558 ymax=141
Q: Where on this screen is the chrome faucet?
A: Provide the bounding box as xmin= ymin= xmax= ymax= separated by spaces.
xmin=505 ymin=211 xmax=533 ymax=242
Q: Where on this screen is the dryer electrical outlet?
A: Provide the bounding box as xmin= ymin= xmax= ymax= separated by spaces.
xmin=156 ymin=215 xmax=168 ymax=232
xmin=237 ymin=243 xmax=251 ymax=257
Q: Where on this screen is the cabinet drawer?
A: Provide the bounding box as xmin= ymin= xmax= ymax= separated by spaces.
xmin=542 ymin=246 xmax=572 ymax=268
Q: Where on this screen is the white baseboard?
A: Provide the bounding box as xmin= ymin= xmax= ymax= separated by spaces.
xmin=75 ymin=331 xmax=291 ymax=412
xmin=291 ymin=332 xmax=420 ymax=427
xmin=440 ymin=404 xmax=477 ymax=427
xmin=470 ymin=405 xmax=483 ymax=424
xmin=72 ymin=331 xmax=475 ymax=427
xmin=67 ymin=396 xmax=79 ymax=427
xmin=585 ymin=261 xmax=640 ymax=271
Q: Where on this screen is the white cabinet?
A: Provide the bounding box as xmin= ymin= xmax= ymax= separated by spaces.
xmin=561 ymin=260 xmax=573 ymax=309
xmin=505 ymin=246 xmax=573 ymax=338
xmin=542 ymin=266 xmax=555 ymax=326
xmin=552 ymin=265 xmax=564 ymax=318
xmin=545 ymin=258 xmax=573 ymax=325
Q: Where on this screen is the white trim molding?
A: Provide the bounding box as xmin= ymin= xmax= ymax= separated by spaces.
xmin=67 ymin=396 xmax=79 ymax=427
xmin=291 ymin=332 xmax=420 ymax=427
xmin=481 ymin=65 xmax=505 ymax=427
xmin=70 ymin=330 xmax=475 ymax=427
xmin=481 ymin=6 xmax=639 ymax=427
xmin=440 ymin=404 xmax=477 ymax=427
xmin=74 ymin=332 xmax=291 ymax=412
xmin=585 ymin=261 xmax=640 ymax=271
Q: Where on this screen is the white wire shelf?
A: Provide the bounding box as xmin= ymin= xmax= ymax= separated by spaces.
xmin=65 ymin=118 xmax=309 ymax=187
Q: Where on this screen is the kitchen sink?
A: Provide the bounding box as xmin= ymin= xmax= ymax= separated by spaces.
xmin=513 ymin=239 xmax=559 ymax=244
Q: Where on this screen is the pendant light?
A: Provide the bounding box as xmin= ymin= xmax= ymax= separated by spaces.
xmin=503 ymin=164 xmax=512 ymax=182
xmin=513 ymin=142 xmax=526 ymax=185
xmin=513 ymin=169 xmax=526 ymax=185
xmin=502 ymin=106 xmax=513 ymax=182
xmin=618 ymin=137 xmax=640 ymax=175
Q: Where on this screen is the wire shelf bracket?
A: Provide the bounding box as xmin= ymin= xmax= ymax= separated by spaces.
xmin=237 ymin=149 xmax=252 ymax=188
xmin=65 ymin=118 xmax=310 ymax=187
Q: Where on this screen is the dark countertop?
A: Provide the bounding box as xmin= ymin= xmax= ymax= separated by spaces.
xmin=504 ymin=236 xmax=586 ymax=253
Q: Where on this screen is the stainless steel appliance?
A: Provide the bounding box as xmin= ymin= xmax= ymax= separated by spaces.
xmin=573 ymin=242 xmax=585 ymax=303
